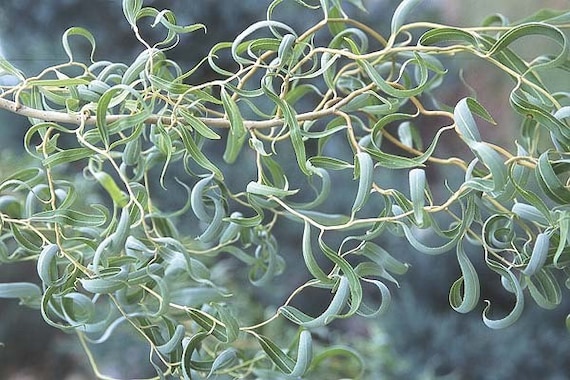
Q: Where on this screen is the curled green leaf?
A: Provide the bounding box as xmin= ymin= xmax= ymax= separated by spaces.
xmin=37 ymin=244 xmax=59 ymax=286
xmin=0 ymin=282 xmax=42 ymax=308
xmin=483 ymin=259 xmax=524 ymax=329
xmin=449 ymin=241 xmax=480 ymax=313
xmin=409 ymin=168 xmax=426 ymax=225
xmin=391 ymin=0 xmax=422 ymax=35
xmin=522 ymin=233 xmax=550 ymax=276
xmin=280 ymin=275 xmax=350 ymax=329
xmin=351 ymin=151 xmax=374 ymax=214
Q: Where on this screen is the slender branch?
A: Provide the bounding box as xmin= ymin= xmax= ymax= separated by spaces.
xmin=0 ymin=95 xmax=335 ymax=129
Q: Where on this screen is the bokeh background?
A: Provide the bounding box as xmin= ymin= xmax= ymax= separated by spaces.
xmin=1 ymin=0 xmax=569 ymax=379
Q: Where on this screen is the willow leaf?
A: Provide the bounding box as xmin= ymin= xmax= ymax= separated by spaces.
xmin=80 ymin=268 xmax=129 ymax=294
xmin=37 ymin=244 xmax=60 ymax=286
xmin=487 ymin=22 xmax=568 ymax=71
xmin=254 ymin=333 xmax=295 ymax=374
xmin=302 ymin=222 xmax=332 ymax=284
xmin=0 ymin=282 xmax=42 ymax=308
xmin=391 ymin=0 xmax=422 ymax=35
xmin=280 ymin=276 xmax=351 ymax=329
xmin=351 ymin=152 xmax=374 ymax=214
xmin=62 ymin=27 xmax=96 ymax=62
xmin=178 ymin=127 xmax=224 ymax=180
xmin=449 ymin=241 xmax=480 ymax=313
xmin=483 ymin=259 xmax=524 ymax=329
xmin=178 ymin=108 xmax=220 ymax=140
xmin=409 ymin=168 xmax=426 ymax=225
xmin=536 ymin=152 xmax=570 ymax=204
xmin=522 ymin=233 xmax=550 ymax=276
xmin=527 ymin=268 xmax=562 ymax=310
xmin=208 ymin=348 xmax=238 ymax=378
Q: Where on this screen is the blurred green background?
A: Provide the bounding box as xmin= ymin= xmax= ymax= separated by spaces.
xmin=1 ymin=1 xmax=569 ymax=379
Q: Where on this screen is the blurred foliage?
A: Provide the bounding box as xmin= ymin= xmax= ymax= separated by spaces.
xmin=0 ymin=0 xmax=570 ymax=379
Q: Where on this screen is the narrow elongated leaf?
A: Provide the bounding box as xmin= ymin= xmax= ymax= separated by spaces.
xmin=11 ymin=224 xmax=42 ymax=252
xmin=486 ymin=22 xmax=567 ymax=71
xmin=185 ymin=309 xmax=228 ymax=342
xmin=96 ymin=85 xmax=149 ymax=148
xmin=512 ymin=202 xmax=550 ymax=225
xmin=277 ymin=33 xmax=296 ymax=65
xmin=360 ymin=242 xmax=409 ymax=276
xmin=400 ymin=222 xmax=462 ymax=255
xmin=280 ymin=276 xmax=351 ymax=329
xmin=309 ymin=345 xmax=364 ymax=379
xmin=223 ymin=128 xmax=248 ymax=164
xmin=231 ymin=20 xmax=295 ymax=64
xmin=290 ymin=330 xmax=313 ymax=377
xmin=318 ymin=240 xmax=363 ymax=316
xmin=527 ymin=268 xmax=561 ymax=309
xmin=156 ymin=324 xmax=185 ymax=355
xmin=213 ymin=304 xmax=239 ymax=343
xmin=0 ymin=55 xmax=24 ymax=81
xmin=190 ymin=174 xmax=214 ymax=222
xmin=181 ymin=332 xmax=213 ymax=375
xmin=308 ymin=156 xmax=352 ymax=170
xmin=470 ymin=141 xmax=507 ymax=193
xmin=147 ymin=8 xmax=206 ymax=36
xmin=391 ymin=0 xmax=422 ymax=35
xmin=178 ymin=127 xmax=224 ymax=180
xmin=352 ymin=275 xmax=392 ymax=317
xmin=60 ymin=292 xmax=95 ymax=325
xmin=513 ymin=9 xmax=570 ymax=25
xmin=536 ymin=152 xmax=570 ymax=204
xmin=30 ymin=208 xmax=106 ymax=227
xmin=511 ymin=90 xmax=570 ymax=146
xmin=522 ymin=233 xmax=550 ymax=276
xmin=37 ymin=244 xmax=59 ymax=286
xmin=254 ymin=333 xmax=295 ymax=374
xmin=0 ymin=282 xmax=42 ymax=308
xmin=359 ymin=58 xmax=429 ymax=98
xmin=122 ymin=0 xmax=143 ymax=26
xmin=409 ymin=168 xmax=426 ymax=225
xmin=351 ymin=152 xmax=374 ymax=214
xmin=62 ymin=27 xmax=96 ymax=62
xmin=110 ymin=207 xmax=130 ymax=250
xmin=364 ymin=147 xmax=425 ymax=169
xmin=419 ymin=27 xmax=480 ymax=47
xmin=208 ymin=348 xmax=238 ymax=377
xmin=246 ymin=181 xmax=299 ymax=198
xmin=80 ymin=267 xmax=128 ymax=294
xmin=454 ymin=97 xmax=489 ymax=143
xmin=221 ymin=88 xmax=245 ymax=137
xmin=483 ymin=259 xmax=524 ymax=329
xmin=449 ymin=241 xmax=480 ymax=313
xmin=197 ymin=198 xmax=224 ymax=243
xmin=92 ymin=172 xmax=129 ymax=207
xmin=262 ymin=82 xmax=309 ymax=175
xmin=43 ymin=147 xmax=93 ymax=168
xmin=178 ymin=108 xmax=220 ymax=140
xmin=302 ymin=222 xmax=331 ymax=284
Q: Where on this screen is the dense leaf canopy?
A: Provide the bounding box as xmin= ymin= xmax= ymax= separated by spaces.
xmin=0 ymin=0 xmax=569 ymax=378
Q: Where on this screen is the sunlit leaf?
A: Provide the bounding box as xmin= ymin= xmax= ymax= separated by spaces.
xmin=449 ymin=241 xmax=480 ymax=313
xmin=351 ymin=152 xmax=374 ymax=214
xmin=62 ymin=27 xmax=96 ymax=62
xmin=521 ymin=233 xmax=550 ymax=276
xmin=391 ymin=0 xmax=422 ymax=35
xmin=483 ymin=259 xmax=524 ymax=329
xmin=280 ymin=276 xmax=350 ymax=329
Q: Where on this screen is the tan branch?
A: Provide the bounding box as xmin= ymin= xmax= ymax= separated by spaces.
xmin=0 ymin=95 xmax=334 ymax=130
